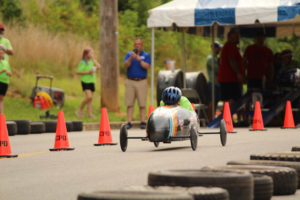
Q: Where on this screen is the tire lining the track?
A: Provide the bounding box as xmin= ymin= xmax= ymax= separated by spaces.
xmin=78 ymin=190 xmax=193 ymax=200
xmin=14 ymin=120 xmax=31 ymax=135
xmin=213 ymin=165 xmax=298 ymax=196
xmin=148 ymin=169 xmax=253 ymax=200
xmin=72 ymin=120 xmax=83 ymax=131
xmin=251 ymin=152 xmax=300 ymax=162
xmin=228 ymin=160 xmax=300 ymax=189
xmin=121 ymin=186 xmax=229 ymax=200
xmin=30 ymin=122 xmax=46 ymax=134
xmin=6 ymin=121 xmax=17 ymax=136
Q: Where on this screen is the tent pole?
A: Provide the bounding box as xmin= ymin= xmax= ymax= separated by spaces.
xmin=151 ymin=28 xmax=155 ymax=106
xmin=182 ymin=29 xmax=187 ymax=88
xmin=211 ymin=24 xmax=216 ymax=121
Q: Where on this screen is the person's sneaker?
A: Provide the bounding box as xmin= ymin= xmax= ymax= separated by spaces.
xmin=140 ymin=122 xmax=146 ymax=129
xmin=126 ymin=122 xmax=132 ymax=129
xmin=76 ymin=110 xmax=84 ymax=118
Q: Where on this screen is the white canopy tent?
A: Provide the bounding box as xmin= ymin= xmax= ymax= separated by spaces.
xmin=147 ymin=0 xmax=300 ymax=119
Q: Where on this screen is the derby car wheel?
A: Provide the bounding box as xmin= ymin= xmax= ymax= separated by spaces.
xmin=190 ymin=125 xmax=198 ymax=151
xmin=220 ymin=120 xmax=227 ymax=146
xmin=120 ymin=124 xmax=128 ymax=152
xmin=154 ymin=142 xmax=159 ymax=148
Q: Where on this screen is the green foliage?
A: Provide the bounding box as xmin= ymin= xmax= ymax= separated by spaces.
xmin=0 ymin=0 xmax=23 ymax=23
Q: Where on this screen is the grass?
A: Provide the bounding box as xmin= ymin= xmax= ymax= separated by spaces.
xmin=5 ymin=73 xmax=157 ymax=122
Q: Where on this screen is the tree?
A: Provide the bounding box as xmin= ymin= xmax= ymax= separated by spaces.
xmin=100 ymin=0 xmax=120 ymax=112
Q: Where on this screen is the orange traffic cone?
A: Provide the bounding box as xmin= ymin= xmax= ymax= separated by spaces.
xmin=94 ymin=108 xmax=117 ymax=146
xmin=148 ymin=105 xmax=154 ymax=118
xmin=250 ymin=101 xmax=266 ymax=131
xmin=0 ymin=115 xmax=17 ymax=158
xmin=283 ymin=100 xmax=295 ymax=128
xmin=191 ymin=103 xmax=195 ymax=111
xmin=223 ymin=102 xmax=234 ymax=133
xmin=49 ymin=111 xmax=74 ymax=151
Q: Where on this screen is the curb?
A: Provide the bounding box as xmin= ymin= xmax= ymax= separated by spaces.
xmin=83 ymin=121 xmax=142 ymax=131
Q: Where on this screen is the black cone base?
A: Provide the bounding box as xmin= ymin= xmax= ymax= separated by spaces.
xmin=94 ymin=143 xmax=117 ymax=146
xmin=49 ymin=148 xmax=75 ymax=151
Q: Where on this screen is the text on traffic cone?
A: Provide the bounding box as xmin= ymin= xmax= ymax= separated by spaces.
xmin=50 ymin=110 xmax=74 ymax=151
xmin=95 ymin=108 xmax=117 ymax=146
xmin=0 ymin=115 xmax=17 ymax=158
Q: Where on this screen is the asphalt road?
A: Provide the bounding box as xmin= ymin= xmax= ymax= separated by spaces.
xmin=1 ymin=127 xmax=300 ymax=200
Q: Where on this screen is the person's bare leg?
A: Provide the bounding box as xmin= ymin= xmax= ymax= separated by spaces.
xmin=139 ymin=106 xmax=146 ymax=122
xmin=86 ymin=90 xmax=94 ymax=118
xmin=0 ymin=95 xmax=4 ymax=114
xmin=127 ymin=106 xmax=134 ymax=123
xmin=77 ymin=90 xmax=92 ymax=117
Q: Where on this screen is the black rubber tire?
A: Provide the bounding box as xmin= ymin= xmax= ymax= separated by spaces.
xmin=251 ymin=152 xmax=300 ymax=162
xmin=190 ymin=125 xmax=198 ymax=151
xmin=66 ymin=121 xmax=73 ymax=132
xmin=78 ymin=190 xmax=193 ymax=200
xmin=72 ymin=120 xmax=83 ymax=131
xmin=120 ymin=124 xmax=128 ymax=152
xmin=228 ymin=160 xmax=300 ymax=189
xmin=43 ymin=121 xmax=57 ymax=133
xmin=215 ymin=165 xmax=297 ymax=195
xmin=185 ymin=72 xmax=209 ymax=106
xmin=291 ymin=146 xmax=300 ymax=151
xmin=220 ymin=119 xmax=227 ymax=146
xmin=252 ymin=174 xmax=273 ymax=200
xmin=14 ymin=120 xmax=31 ymax=135
xmin=6 ymin=121 xmax=17 ymax=136
xmin=148 ymin=169 xmax=253 ymax=200
xmin=154 ymin=142 xmax=159 ymax=148
xmin=212 ymin=166 xmax=273 ymax=199
xmin=30 ymin=122 xmax=46 ymax=134
xmin=156 ymin=70 xmax=184 ymax=106
xmin=121 ymin=186 xmax=229 ymax=200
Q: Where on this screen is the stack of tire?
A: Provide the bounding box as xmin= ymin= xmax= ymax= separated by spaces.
xmin=156 ymin=70 xmax=184 ymax=106
xmin=185 ymin=72 xmax=209 ymax=106
xmin=6 ymin=120 xmax=83 ymax=135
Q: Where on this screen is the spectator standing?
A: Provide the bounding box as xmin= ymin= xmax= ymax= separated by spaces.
xmin=0 ymin=47 xmax=12 ymax=114
xmin=218 ymin=29 xmax=244 ymax=103
xmin=243 ymin=32 xmax=274 ymax=90
xmin=76 ymin=48 xmax=101 ymax=118
xmin=0 ymin=23 xmax=13 ymax=61
xmin=124 ymin=38 xmax=151 ymax=129
xmin=206 ymin=41 xmax=222 ymax=121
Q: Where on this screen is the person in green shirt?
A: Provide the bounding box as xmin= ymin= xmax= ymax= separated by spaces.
xmin=160 ymin=86 xmax=194 ymax=111
xmin=0 ymin=24 xmax=13 ymax=61
xmin=0 ymin=48 xmax=12 ymax=114
xmin=76 ymin=48 xmax=101 ymax=118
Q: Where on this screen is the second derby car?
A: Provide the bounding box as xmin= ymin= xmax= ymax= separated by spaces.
xmin=119 ymin=105 xmax=227 ymax=152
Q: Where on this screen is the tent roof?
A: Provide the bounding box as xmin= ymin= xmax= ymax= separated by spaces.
xmin=147 ymin=0 xmax=300 ymax=29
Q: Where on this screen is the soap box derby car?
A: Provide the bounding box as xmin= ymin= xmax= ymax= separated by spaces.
xmin=120 ymin=105 xmax=227 ymax=152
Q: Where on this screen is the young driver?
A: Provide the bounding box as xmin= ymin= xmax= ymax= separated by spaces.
xmin=160 ymin=86 xmax=193 ymax=111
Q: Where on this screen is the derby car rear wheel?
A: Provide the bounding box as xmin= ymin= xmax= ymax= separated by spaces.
xmin=220 ymin=120 xmax=227 ymax=146
xmin=154 ymin=142 xmax=159 ymax=148
xmin=120 ymin=124 xmax=128 ymax=152
xmin=190 ymin=125 xmax=198 ymax=151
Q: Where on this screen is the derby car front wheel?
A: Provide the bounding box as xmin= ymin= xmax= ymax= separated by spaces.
xmin=120 ymin=124 xmax=128 ymax=152
xmin=190 ymin=125 xmax=198 ymax=151
xmin=220 ymin=120 xmax=227 ymax=146
xmin=154 ymin=142 xmax=159 ymax=148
